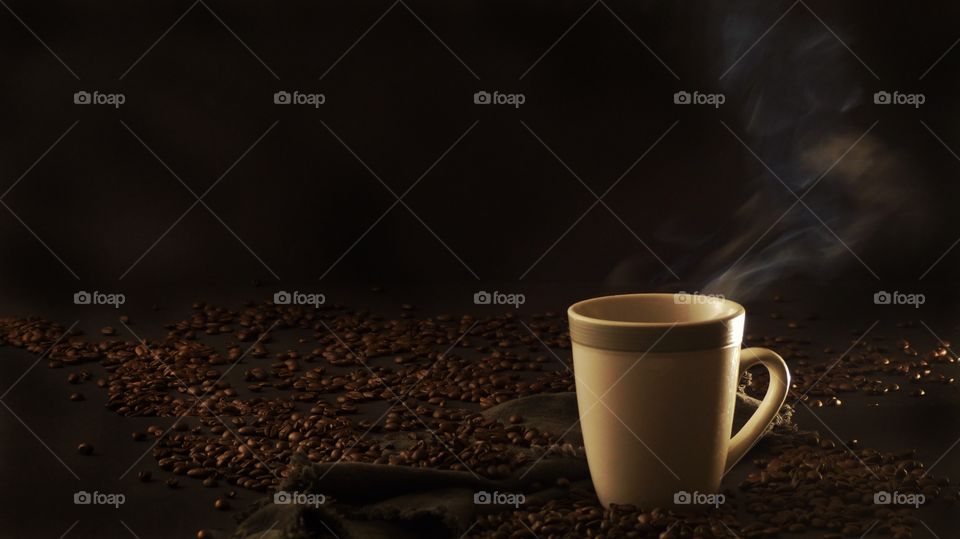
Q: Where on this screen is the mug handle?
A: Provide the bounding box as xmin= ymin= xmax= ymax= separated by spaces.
xmin=725 ymin=347 xmax=791 ymax=473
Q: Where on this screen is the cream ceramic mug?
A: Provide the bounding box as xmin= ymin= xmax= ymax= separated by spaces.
xmin=568 ymin=293 xmax=789 ymax=508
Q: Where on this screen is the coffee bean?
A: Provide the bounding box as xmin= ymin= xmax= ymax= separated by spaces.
xmin=213 ymin=498 xmax=229 ymax=510
xmin=69 ymin=392 xmax=84 ymax=401
xmin=138 ymin=471 xmax=152 ymax=482
xmin=77 ymin=442 xmax=94 ymax=456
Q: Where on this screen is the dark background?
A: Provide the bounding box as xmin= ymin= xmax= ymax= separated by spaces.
xmin=0 ymin=0 xmax=958 ymax=304
xmin=2 ymin=1 xmax=960 ymax=538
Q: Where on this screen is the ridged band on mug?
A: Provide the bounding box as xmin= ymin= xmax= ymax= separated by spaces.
xmin=568 ymin=294 xmax=745 ymax=353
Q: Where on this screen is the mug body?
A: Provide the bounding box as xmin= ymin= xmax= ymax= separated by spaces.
xmin=568 ymin=293 xmax=745 ymax=508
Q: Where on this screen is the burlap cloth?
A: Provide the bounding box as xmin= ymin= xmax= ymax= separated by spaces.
xmin=233 ymin=392 xmax=793 ymax=539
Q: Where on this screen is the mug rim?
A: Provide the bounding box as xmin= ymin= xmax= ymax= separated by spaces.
xmin=567 ymin=293 xmax=746 ymax=353
xmin=568 ymin=293 xmax=745 ymax=328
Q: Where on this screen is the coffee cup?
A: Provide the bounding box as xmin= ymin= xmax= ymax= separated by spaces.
xmin=567 ymin=293 xmax=789 ymax=508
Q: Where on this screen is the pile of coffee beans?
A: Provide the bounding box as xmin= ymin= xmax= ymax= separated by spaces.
xmin=0 ymin=298 xmax=955 ymax=538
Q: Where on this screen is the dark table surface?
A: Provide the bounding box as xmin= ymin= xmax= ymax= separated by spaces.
xmin=1 ymin=281 xmax=958 ymax=538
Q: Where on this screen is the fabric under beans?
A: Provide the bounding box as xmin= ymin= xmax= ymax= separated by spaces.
xmin=233 ymin=391 xmax=794 ymax=539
